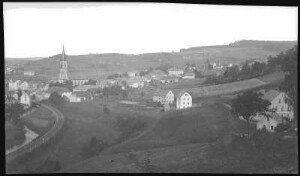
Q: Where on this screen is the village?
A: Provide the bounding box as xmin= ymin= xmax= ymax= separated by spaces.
xmin=5 ymin=45 xmax=295 ymax=134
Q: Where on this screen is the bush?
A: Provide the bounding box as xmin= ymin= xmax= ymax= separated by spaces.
xmin=81 ymin=136 xmax=108 ymax=160
xmin=48 ymin=92 xmax=66 ymax=105
xmin=103 ymin=105 xmax=110 ymax=114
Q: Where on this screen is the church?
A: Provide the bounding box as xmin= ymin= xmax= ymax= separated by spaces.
xmin=57 ymin=45 xmax=89 ymax=86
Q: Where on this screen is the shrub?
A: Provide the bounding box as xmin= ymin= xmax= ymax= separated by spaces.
xmin=48 ymin=92 xmax=66 ymax=106
xmin=103 ymin=105 xmax=110 ymax=114
xmin=81 ymin=136 xmax=108 ymax=160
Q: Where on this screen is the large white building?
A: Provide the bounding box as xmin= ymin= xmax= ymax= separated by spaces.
xmin=176 ymin=91 xmax=192 ymax=110
xmin=153 ymin=90 xmax=174 ymax=104
xmin=168 ymin=68 xmax=184 ymax=76
xmin=254 ymin=90 xmax=294 ymax=132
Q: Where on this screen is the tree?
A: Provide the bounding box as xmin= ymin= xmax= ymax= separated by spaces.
xmin=240 ymin=62 xmax=252 ymax=79
xmin=279 ymin=45 xmax=298 ymax=124
xmin=103 ymin=105 xmax=110 ymax=114
xmin=231 ymin=90 xmax=272 ymax=139
xmin=17 ymin=89 xmax=22 ymax=100
xmin=9 ymin=102 xmax=24 ymax=124
xmin=223 ymin=65 xmax=240 ymax=81
xmin=48 ymin=92 xmax=66 ymax=106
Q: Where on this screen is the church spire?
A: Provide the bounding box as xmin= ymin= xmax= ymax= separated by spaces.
xmin=62 ymin=44 xmax=66 ymax=61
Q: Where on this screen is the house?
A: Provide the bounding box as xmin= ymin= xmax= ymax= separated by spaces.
xmin=128 ymin=71 xmax=139 ymax=77
xmin=73 ymin=85 xmax=99 ymax=92
xmin=20 ymin=91 xmax=31 ymax=106
xmin=160 ymin=76 xmax=179 ymax=84
xmin=257 ymin=114 xmax=281 ymax=132
xmin=176 ymin=91 xmax=192 ymax=110
xmin=8 ymin=80 xmax=21 ymax=91
xmin=153 ymin=90 xmax=175 ymax=104
xmin=182 ymin=71 xmax=195 ymax=79
xmin=61 ymin=92 xmax=81 ymax=102
xmin=19 ymin=81 xmax=29 ymax=91
xmin=146 ymin=70 xmax=168 ymax=80
xmin=24 ymin=70 xmax=35 ymax=76
xmin=167 ymin=67 xmax=184 ymax=76
xmin=127 ymin=77 xmax=145 ymax=88
xmin=71 ymin=79 xmax=89 ymax=87
xmin=254 ymin=90 xmax=294 ymax=132
xmin=73 ymin=91 xmax=94 ymax=102
xmin=46 ymin=86 xmax=72 ymax=96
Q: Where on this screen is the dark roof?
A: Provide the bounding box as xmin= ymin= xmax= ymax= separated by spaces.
xmin=74 ymin=91 xmax=93 ymax=98
xmin=176 ymin=91 xmax=191 ymax=98
xmin=260 ymin=89 xmax=281 ymax=102
xmin=153 ymin=89 xmax=173 ymax=97
xmin=47 ymin=86 xmax=71 ymax=95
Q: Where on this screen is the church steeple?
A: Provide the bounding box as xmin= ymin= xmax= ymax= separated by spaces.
xmin=62 ymin=44 xmax=66 ymax=61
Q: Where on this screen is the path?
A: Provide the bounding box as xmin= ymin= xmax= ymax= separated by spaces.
xmin=6 ymin=104 xmax=65 ymax=163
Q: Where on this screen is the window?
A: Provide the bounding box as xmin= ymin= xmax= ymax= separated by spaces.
xmin=271 ymin=126 xmax=273 ymax=130
xmin=279 ymin=98 xmax=281 ymax=103
xmin=281 ymin=106 xmax=284 ymax=112
xmin=263 ymin=125 xmax=266 ymax=129
xmin=183 ymin=98 xmax=185 ymax=101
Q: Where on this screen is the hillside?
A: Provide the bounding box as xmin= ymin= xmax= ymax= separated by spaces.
xmin=6 ymin=40 xmax=297 ymax=80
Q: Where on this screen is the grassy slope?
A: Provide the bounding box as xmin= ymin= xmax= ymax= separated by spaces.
xmin=6 ymin=99 xmax=159 ymax=173
xmin=22 ymin=106 xmax=56 ymax=136
xmin=5 ymin=121 xmax=26 ymax=149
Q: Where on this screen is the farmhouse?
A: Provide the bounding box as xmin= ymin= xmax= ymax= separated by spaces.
xmin=20 ymin=91 xmax=31 ymax=106
xmin=182 ymin=71 xmax=195 ymax=79
xmin=176 ymin=91 xmax=192 ymax=110
xmin=254 ymin=90 xmax=294 ymax=132
xmin=73 ymin=91 xmax=94 ymax=102
xmin=127 ymin=77 xmax=145 ymax=88
xmin=146 ymin=69 xmax=168 ymax=80
xmin=168 ymin=67 xmax=184 ymax=76
xmin=153 ymin=90 xmax=175 ymax=104
xmin=73 ymin=85 xmax=99 ymax=92
xmin=71 ymin=79 xmax=89 ymax=87
xmin=19 ymin=81 xmax=29 ymax=91
xmin=46 ymin=86 xmax=72 ymax=96
xmin=127 ymin=71 xmax=139 ymax=77
xmin=8 ymin=80 xmax=21 ymax=91
xmin=24 ymin=70 xmax=35 ymax=76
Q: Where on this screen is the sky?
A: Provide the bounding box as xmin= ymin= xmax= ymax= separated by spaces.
xmin=3 ymin=3 xmax=298 ymax=58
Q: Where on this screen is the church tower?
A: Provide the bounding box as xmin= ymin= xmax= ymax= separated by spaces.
xmin=58 ymin=45 xmax=69 ymax=81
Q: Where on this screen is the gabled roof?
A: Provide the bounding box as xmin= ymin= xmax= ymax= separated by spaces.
xmin=147 ymin=70 xmax=168 ymax=77
xmin=183 ymin=71 xmax=195 ymax=76
xmin=153 ymin=89 xmax=173 ymax=97
xmin=168 ymin=67 xmax=184 ymax=72
xmin=260 ymin=89 xmax=281 ymax=102
xmin=176 ymin=91 xmax=191 ymax=98
xmin=47 ymin=86 xmax=71 ymax=95
xmin=74 ymin=91 xmax=93 ymax=98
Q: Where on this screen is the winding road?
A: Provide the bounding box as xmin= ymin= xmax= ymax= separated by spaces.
xmin=6 ymin=104 xmax=65 ymax=163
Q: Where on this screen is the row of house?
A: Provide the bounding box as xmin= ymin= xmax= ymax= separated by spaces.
xmin=153 ymin=89 xmax=192 ymax=110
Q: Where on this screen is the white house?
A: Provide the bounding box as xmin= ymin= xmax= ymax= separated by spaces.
xmin=176 ymin=91 xmax=192 ymax=110
xmin=153 ymin=90 xmax=174 ymax=104
xmin=24 ymin=70 xmax=35 ymax=76
xmin=71 ymin=79 xmax=89 ymax=87
xmin=8 ymin=80 xmax=21 ymax=91
xmin=61 ymin=92 xmax=81 ymax=102
xmin=254 ymin=90 xmax=294 ymax=132
xmin=128 ymin=71 xmax=139 ymax=77
xmin=19 ymin=81 xmax=29 ymax=91
xmin=182 ymin=71 xmax=195 ymax=79
xmin=256 ymin=114 xmax=281 ymax=133
xmin=20 ymin=91 xmax=31 ymax=106
xmin=168 ymin=68 xmax=184 ymax=76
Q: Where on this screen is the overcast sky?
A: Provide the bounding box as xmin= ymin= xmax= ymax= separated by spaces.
xmin=3 ymin=3 xmax=298 ymax=58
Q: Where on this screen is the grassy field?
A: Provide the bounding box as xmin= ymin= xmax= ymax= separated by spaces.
xmin=5 ymin=121 xmax=26 ymax=149
xmin=161 ymin=78 xmax=207 ymax=89
xmin=6 ymin=98 xmax=160 ymax=173
xmin=22 ymin=106 xmax=56 ymax=136
xmin=257 ymin=71 xmax=285 ymax=83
